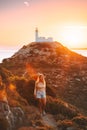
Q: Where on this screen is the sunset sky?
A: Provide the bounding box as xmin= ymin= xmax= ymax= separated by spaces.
xmin=0 ymin=0 xmax=87 ymax=49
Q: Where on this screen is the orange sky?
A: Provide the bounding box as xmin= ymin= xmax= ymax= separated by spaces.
xmin=0 ymin=0 xmax=87 ymax=49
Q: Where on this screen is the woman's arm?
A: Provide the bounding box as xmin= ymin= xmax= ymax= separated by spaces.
xmin=34 ymin=82 xmax=37 ymax=97
xmin=34 ymin=87 xmax=36 ymax=96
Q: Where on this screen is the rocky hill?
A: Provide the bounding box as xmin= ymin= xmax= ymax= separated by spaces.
xmin=1 ymin=42 xmax=87 ymax=113
xmin=0 ymin=41 xmax=87 ymax=129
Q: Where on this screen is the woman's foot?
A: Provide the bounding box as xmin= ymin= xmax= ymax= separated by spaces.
xmin=42 ymin=111 xmax=46 ymax=116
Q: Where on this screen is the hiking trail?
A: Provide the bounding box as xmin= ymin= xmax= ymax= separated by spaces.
xmin=42 ymin=113 xmax=58 ymax=130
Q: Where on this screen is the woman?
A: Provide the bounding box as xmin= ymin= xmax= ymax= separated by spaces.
xmin=34 ymin=73 xmax=46 ymax=116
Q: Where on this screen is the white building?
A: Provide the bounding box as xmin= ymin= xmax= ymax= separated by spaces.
xmin=35 ymin=28 xmax=53 ymax=42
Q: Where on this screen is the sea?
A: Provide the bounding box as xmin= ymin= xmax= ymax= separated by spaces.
xmin=0 ymin=49 xmax=17 ymax=63
xmin=0 ymin=49 xmax=87 ymax=63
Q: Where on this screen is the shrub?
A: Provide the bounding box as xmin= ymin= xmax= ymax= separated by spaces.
xmin=46 ymin=96 xmax=79 ymax=118
xmin=72 ymin=115 xmax=87 ymax=129
xmin=57 ymin=119 xmax=83 ymax=130
xmin=57 ymin=120 xmax=73 ymax=128
xmin=15 ymin=79 xmax=38 ymax=106
xmin=0 ymin=118 xmax=11 ymax=130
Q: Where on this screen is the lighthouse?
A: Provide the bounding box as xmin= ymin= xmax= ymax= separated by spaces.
xmin=35 ymin=27 xmax=38 ymax=42
xmin=35 ymin=28 xmax=53 ymax=42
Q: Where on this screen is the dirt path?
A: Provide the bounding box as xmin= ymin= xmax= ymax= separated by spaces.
xmin=42 ymin=114 xmax=58 ymax=130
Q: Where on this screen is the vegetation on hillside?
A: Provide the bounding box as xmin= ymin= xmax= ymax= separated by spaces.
xmin=0 ymin=42 xmax=87 ymax=129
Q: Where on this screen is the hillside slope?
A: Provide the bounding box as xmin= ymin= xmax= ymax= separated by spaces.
xmin=1 ymin=42 xmax=87 ymax=115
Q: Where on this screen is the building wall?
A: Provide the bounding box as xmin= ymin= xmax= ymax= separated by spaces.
xmin=35 ymin=29 xmax=53 ymax=42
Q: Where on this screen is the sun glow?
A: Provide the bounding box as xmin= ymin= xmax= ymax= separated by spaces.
xmin=61 ymin=26 xmax=84 ymax=48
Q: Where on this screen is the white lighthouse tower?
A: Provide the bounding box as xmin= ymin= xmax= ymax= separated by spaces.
xmin=35 ymin=27 xmax=38 ymax=42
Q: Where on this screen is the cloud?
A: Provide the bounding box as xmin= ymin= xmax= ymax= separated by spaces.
xmin=64 ymin=26 xmax=87 ymax=29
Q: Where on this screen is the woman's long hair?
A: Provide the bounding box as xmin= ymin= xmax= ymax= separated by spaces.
xmin=36 ymin=73 xmax=46 ymax=86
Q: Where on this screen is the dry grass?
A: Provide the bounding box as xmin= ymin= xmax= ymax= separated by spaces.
xmin=46 ymin=96 xmax=79 ymax=118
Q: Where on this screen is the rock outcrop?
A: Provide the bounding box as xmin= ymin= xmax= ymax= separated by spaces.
xmin=0 ymin=67 xmax=26 ymax=130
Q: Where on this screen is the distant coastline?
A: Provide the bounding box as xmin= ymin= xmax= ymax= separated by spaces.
xmin=72 ymin=49 xmax=87 ymax=57
xmin=0 ymin=49 xmax=16 ymax=63
xmin=71 ymin=48 xmax=87 ymax=50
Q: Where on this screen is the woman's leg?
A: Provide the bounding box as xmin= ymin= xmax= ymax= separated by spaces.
xmin=38 ymin=98 xmax=42 ymax=114
xmin=41 ymin=97 xmax=46 ymax=114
